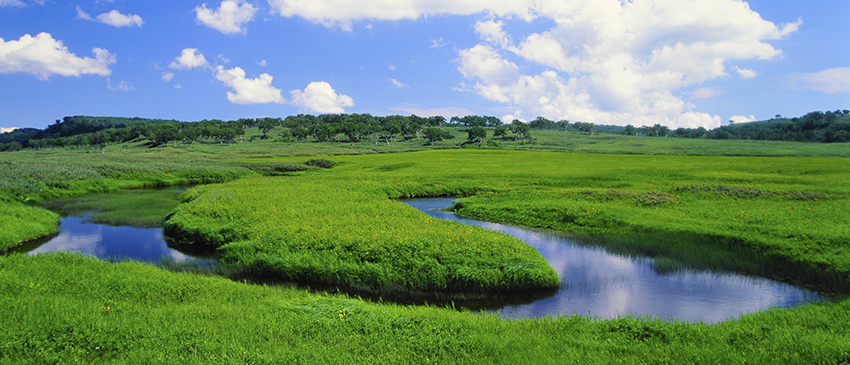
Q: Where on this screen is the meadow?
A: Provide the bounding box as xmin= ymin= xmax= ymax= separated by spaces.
xmin=1 ymin=129 xmax=850 ymax=362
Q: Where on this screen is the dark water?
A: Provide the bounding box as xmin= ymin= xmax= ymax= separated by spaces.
xmin=20 ymin=213 xmax=203 ymax=263
xmin=402 ymin=198 xmax=823 ymax=323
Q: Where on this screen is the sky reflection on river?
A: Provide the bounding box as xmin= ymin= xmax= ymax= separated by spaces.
xmin=403 ymin=198 xmax=821 ymax=323
xmin=27 ymin=215 xmax=196 ymax=262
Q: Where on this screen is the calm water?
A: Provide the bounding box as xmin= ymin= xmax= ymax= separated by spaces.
xmin=17 ymin=194 xmax=823 ymax=323
xmin=21 ymin=214 xmax=201 ymax=263
xmin=402 ymin=198 xmax=822 ymax=323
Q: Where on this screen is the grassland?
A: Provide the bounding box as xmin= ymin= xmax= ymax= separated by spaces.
xmin=2 ymin=252 xmax=849 ymax=364
xmin=40 ymin=188 xmax=186 ymax=228
xmin=164 ymin=176 xmax=560 ymax=294
xmin=2 ymin=129 xmax=850 ymax=362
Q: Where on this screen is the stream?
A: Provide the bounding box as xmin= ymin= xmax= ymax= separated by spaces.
xmin=13 ymin=194 xmax=823 ymax=323
xmin=402 ymin=197 xmax=822 ymax=322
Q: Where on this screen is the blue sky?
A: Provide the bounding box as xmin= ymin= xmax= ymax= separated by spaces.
xmin=1 ymin=0 xmax=848 ymax=132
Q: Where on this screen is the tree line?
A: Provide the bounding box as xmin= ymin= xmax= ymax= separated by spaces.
xmin=2 ymin=109 xmax=847 ymax=152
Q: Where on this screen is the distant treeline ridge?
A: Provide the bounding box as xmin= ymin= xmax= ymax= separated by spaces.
xmin=1 ymin=109 xmax=848 ymax=151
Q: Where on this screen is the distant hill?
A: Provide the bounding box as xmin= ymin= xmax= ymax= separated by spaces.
xmin=707 ymin=111 xmax=850 ymax=142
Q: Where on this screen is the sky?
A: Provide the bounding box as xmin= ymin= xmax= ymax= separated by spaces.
xmin=1 ymin=0 xmax=848 ymax=132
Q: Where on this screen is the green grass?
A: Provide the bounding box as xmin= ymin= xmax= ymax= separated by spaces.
xmin=4 ymin=133 xmax=850 ymax=362
xmin=164 ymin=176 xmax=560 ymax=294
xmin=2 ymin=252 xmax=848 ymax=364
xmin=39 ymin=188 xmax=186 ymax=228
xmin=0 ymin=201 xmax=59 ymax=250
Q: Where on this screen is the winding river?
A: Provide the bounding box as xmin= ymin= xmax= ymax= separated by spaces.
xmin=14 ymin=194 xmax=823 ymax=323
xmin=402 ymin=198 xmax=822 ymax=322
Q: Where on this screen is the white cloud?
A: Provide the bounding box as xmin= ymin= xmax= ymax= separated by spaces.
xmin=161 ymin=72 xmax=174 ymax=82
xmin=0 ymin=0 xmax=25 ymax=7
xmin=195 ymin=0 xmax=257 ymax=34
xmin=169 ymin=48 xmax=209 ymax=70
xmin=456 ymin=0 xmax=797 ymax=128
xmin=107 ymin=78 xmax=133 ymax=91
xmin=267 ymin=0 xmax=535 ymax=31
xmin=730 ymin=115 xmax=757 ymax=124
xmin=290 ymin=81 xmax=354 ymax=113
xmin=733 ymin=66 xmax=757 ymax=79
xmin=257 ymin=60 xmax=267 ymax=67
xmin=77 ymin=7 xmax=144 ymax=27
xmin=1 ymin=127 xmax=19 ymax=134
xmin=691 ymin=87 xmax=722 ymax=99
xmin=390 ymin=78 xmax=409 ymax=89
xmin=388 ymin=64 xmax=396 ymax=71
xmin=97 ymin=10 xmax=144 ymax=28
xmin=789 ymin=67 xmax=850 ymax=94
xmin=271 ymin=0 xmax=799 ymax=128
xmin=0 ymin=32 xmax=115 ymax=80
xmin=429 ymin=38 xmax=446 ymax=49
xmin=215 ymin=66 xmax=285 ymax=104
xmin=391 ymin=106 xmax=471 ymax=118
xmin=76 ymin=6 xmax=93 ymax=20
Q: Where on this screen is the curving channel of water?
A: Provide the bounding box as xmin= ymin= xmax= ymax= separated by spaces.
xmin=401 ymin=197 xmax=823 ymax=323
xmin=12 ymin=193 xmax=824 ymax=323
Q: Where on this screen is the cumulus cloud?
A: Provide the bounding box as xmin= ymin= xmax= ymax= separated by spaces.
xmin=733 ymin=66 xmax=758 ymax=79
xmin=391 ymin=106 xmax=472 ymax=119
xmin=169 ymin=48 xmax=209 ymax=70
xmin=76 ymin=6 xmax=93 ymax=20
xmin=270 ymin=0 xmax=799 ymax=128
xmin=97 ymin=10 xmax=144 ymax=28
xmin=730 ymin=115 xmax=757 ymax=124
xmin=215 ymin=66 xmax=285 ymax=104
xmin=268 ymin=0 xmax=534 ymax=31
xmin=390 ymin=78 xmax=410 ymax=89
xmin=195 ymin=0 xmax=257 ymax=34
xmin=1 ymin=127 xmax=19 ymax=134
xmin=0 ymin=0 xmax=26 ymax=7
xmin=161 ymin=72 xmax=174 ymax=82
xmin=429 ymin=38 xmax=446 ymax=49
xmin=691 ymin=87 xmax=722 ymax=99
xmin=789 ymin=67 xmax=850 ymax=94
xmin=107 ymin=78 xmax=133 ymax=91
xmin=77 ymin=7 xmax=144 ymax=27
xmin=455 ymin=1 xmax=798 ymax=128
xmin=290 ymin=81 xmax=354 ymax=113
xmin=0 ymin=32 xmax=115 ymax=80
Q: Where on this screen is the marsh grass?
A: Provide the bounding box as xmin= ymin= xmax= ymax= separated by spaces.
xmin=4 ymin=139 xmax=850 ymax=362
xmin=40 ymin=187 xmax=186 ymax=228
xmin=2 ymin=252 xmax=849 ymax=363
xmin=164 ymin=177 xmax=560 ymax=294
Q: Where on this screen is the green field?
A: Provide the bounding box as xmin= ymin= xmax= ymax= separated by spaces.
xmin=1 ymin=130 xmax=850 ymax=363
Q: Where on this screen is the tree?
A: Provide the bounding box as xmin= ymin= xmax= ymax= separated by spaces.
xmin=423 ymin=127 xmax=445 ymax=144
xmin=493 ymin=125 xmax=508 ymax=138
xmin=467 ymin=126 xmax=487 ymax=142
xmin=529 ymin=116 xmax=555 ymax=130
xmin=5 ymin=141 xmax=22 ymax=151
xmin=573 ymin=121 xmax=595 ymax=135
xmin=510 ymin=120 xmax=530 ymax=141
xmin=257 ymin=118 xmax=276 ymax=139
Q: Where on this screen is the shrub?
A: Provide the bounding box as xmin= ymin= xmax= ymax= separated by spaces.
xmin=305 ymin=159 xmax=337 ymax=169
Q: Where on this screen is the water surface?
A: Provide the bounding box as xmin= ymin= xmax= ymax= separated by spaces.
xmin=22 ymin=214 xmax=202 ymax=263
xmin=403 ymin=197 xmax=822 ymax=323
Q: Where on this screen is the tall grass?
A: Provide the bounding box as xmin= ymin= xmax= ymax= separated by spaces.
xmin=0 ymin=202 xmax=59 ymax=250
xmin=4 ymin=140 xmax=850 ymax=362
xmin=164 ymin=176 xmax=560 ymax=294
xmin=1 ymin=252 xmax=848 ymax=363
